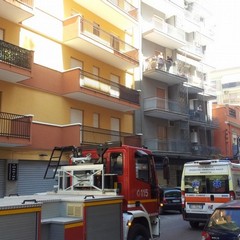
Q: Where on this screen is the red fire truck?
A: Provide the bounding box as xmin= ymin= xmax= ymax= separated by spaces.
xmin=0 ymin=142 xmax=160 ymax=240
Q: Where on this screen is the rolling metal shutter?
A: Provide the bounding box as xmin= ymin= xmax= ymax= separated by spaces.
xmin=86 ymin=203 xmax=121 ymax=240
xmin=18 ymin=161 xmax=56 ymax=195
xmin=0 ymin=161 xmax=6 ymax=197
xmin=0 ymin=212 xmax=38 ymax=240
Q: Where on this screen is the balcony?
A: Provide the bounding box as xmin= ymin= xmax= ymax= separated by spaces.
xmin=189 ymin=111 xmax=219 ymax=129
xmin=0 ymin=40 xmax=33 ymax=83
xmin=203 ymin=81 xmax=217 ymax=100
xmin=0 ymin=0 xmax=34 ymax=23
xmin=144 ymin=138 xmax=191 ymax=154
xmin=184 ymin=77 xmax=203 ymax=95
xmin=73 ymin=0 xmax=138 ymax=29
xmin=0 ymin=112 xmax=32 ymax=147
xmin=62 ymin=68 xmax=140 ymax=112
xmin=81 ymin=126 xmax=134 ymax=145
xmin=191 ymin=144 xmax=220 ymax=157
xmin=144 ymin=97 xmax=188 ymax=120
xmin=142 ymin=15 xmax=186 ymax=49
xmin=63 ymin=15 xmax=139 ymax=70
xmin=30 ymin=123 xmax=136 ymax=150
xmin=179 ymin=43 xmax=204 ymax=59
xmin=143 ymin=55 xmax=187 ymax=85
xmin=142 ymin=0 xmax=185 ymax=18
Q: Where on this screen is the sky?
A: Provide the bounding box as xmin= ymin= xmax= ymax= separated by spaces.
xmin=206 ymin=0 xmax=240 ymax=69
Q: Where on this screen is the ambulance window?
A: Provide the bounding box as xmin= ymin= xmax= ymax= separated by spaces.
xmin=206 ymin=175 xmax=229 ymax=193
xmin=110 ymin=152 xmax=123 ymax=175
xmin=184 ymin=175 xmax=229 ymax=194
xmin=135 ymin=150 xmax=149 ymax=182
xmin=184 ymin=176 xmax=206 ymax=193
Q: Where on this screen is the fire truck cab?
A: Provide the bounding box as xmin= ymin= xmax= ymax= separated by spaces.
xmin=0 ymin=142 xmax=160 ymax=240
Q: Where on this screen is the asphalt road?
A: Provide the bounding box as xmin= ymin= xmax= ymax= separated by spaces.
xmin=159 ymin=211 xmax=205 ymax=240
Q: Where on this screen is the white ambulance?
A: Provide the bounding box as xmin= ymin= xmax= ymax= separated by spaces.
xmin=181 ymin=159 xmax=240 ymax=228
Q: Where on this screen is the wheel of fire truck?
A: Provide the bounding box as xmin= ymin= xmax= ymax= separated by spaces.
xmin=127 ymin=223 xmax=149 ymax=240
xmin=189 ymin=221 xmax=199 ymax=229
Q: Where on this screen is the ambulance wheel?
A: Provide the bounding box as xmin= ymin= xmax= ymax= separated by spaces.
xmin=127 ymin=224 xmax=149 ymax=240
xmin=189 ymin=221 xmax=199 ymax=229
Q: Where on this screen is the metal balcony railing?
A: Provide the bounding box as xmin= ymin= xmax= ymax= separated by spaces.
xmin=0 ymin=112 xmax=31 ymax=139
xmin=144 ymin=97 xmax=188 ymax=115
xmin=81 ymin=125 xmax=133 ymax=144
xmin=80 ymin=17 xmax=138 ymax=62
xmin=144 ymin=138 xmax=190 ymax=153
xmin=0 ymin=40 xmax=32 ymax=70
xmin=107 ymin=0 xmax=138 ymax=20
xmin=189 ymin=110 xmax=219 ymax=127
xmin=191 ymin=144 xmax=221 ymax=156
xmin=80 ymin=71 xmax=139 ymax=105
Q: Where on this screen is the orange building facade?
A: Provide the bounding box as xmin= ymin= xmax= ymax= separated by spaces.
xmin=213 ymin=104 xmax=240 ymax=160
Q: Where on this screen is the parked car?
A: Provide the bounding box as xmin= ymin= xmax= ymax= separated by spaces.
xmin=159 ymin=187 xmax=182 ymax=214
xmin=202 ymin=200 xmax=240 ymax=240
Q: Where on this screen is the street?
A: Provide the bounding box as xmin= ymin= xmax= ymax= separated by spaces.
xmin=159 ymin=211 xmax=204 ymax=240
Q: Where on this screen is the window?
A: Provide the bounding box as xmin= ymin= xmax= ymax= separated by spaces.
xmin=110 ymin=152 xmax=123 ymax=175
xmin=111 ymin=117 xmax=120 ymax=141
xmin=70 ymin=108 xmax=83 ymax=124
xmin=135 ymin=150 xmax=149 ymax=182
xmin=93 ymin=113 xmax=99 ymax=128
xmin=110 ymin=35 xmax=119 ymax=51
xmin=110 ymin=74 xmax=120 ymax=98
xmin=184 ymin=175 xmax=229 ymax=194
xmin=93 ymin=22 xmax=100 ymax=36
xmin=208 ymin=209 xmax=240 ymax=230
xmin=229 ymin=108 xmax=236 ymax=118
xmin=70 ymin=58 xmax=83 ymax=69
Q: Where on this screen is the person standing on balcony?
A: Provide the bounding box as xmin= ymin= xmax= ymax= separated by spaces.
xmin=166 ymin=56 xmax=173 ymax=72
xmin=157 ymin=52 xmax=164 ymax=70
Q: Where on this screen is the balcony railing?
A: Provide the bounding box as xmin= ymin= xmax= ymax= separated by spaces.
xmin=180 ymin=43 xmax=204 ymax=57
xmin=107 ymin=0 xmax=138 ymax=20
xmin=80 ymin=71 xmax=139 ymax=104
xmin=191 ymin=144 xmax=221 ymax=157
xmin=144 ymin=55 xmax=178 ymax=74
xmin=0 ymin=40 xmax=32 ymax=69
xmin=0 ymin=112 xmax=32 ymax=139
xmin=81 ymin=125 xmax=133 ymax=144
xmin=144 ymin=138 xmax=190 ymax=153
xmin=80 ymin=17 xmax=138 ymax=62
xmin=152 ymin=15 xmax=186 ymax=43
xmin=144 ymin=97 xmax=188 ymax=115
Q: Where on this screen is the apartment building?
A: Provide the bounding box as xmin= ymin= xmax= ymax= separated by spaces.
xmin=0 ymin=0 xmax=140 ymax=197
xmin=136 ymin=0 xmax=218 ymax=186
xmin=0 ymin=0 xmax=220 ymax=195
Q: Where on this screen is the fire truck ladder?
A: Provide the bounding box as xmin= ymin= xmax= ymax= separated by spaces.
xmin=44 ymin=146 xmax=77 ymax=179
